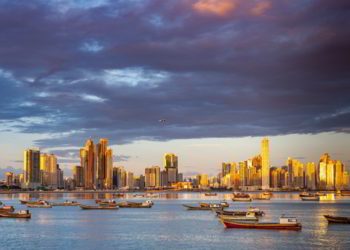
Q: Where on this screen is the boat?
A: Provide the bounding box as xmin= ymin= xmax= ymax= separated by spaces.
xmin=52 ymin=201 xmax=80 ymax=206
xmin=315 ymin=192 xmax=326 ymax=197
xmin=204 ymin=193 xmax=217 ymax=196
xmin=200 ymin=201 xmax=229 ymax=208
xmin=263 ymin=192 xmax=272 ymax=196
xmin=0 ymin=210 xmax=31 ymax=219
xmin=95 ymin=199 xmax=117 ymax=205
xmin=133 ymin=194 xmax=145 ymax=198
xmin=0 ymin=205 xmax=15 ymax=212
xmin=118 ymin=200 xmax=153 ymax=208
xmin=222 ymin=215 xmax=302 ymax=231
xmin=301 ymin=196 xmax=319 ymax=201
xmin=27 ymin=203 xmax=52 ymax=208
xmin=183 ymin=204 xmax=212 ymax=210
xmin=299 ymin=192 xmax=311 ymax=198
xmin=255 ymin=194 xmax=271 ymax=200
xmin=216 ymin=207 xmax=265 ymax=216
xmin=80 ymin=204 xmax=119 ymax=210
xmin=324 ymin=215 xmax=350 ymax=224
xmin=114 ymin=193 xmax=126 ymax=198
xmin=219 ymin=212 xmax=258 ymax=222
xmin=20 ymin=200 xmax=48 ymax=205
xmin=341 ymin=190 xmax=350 ymax=196
xmin=232 ymin=193 xmax=252 ymax=202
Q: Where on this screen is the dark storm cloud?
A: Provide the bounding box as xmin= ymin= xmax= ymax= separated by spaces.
xmin=0 ymin=0 xmax=349 ymax=148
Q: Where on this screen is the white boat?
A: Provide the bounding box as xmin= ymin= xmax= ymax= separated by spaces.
xmin=219 ymin=212 xmax=258 ymax=221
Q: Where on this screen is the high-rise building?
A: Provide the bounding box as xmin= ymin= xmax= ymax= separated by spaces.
xmin=305 ymin=162 xmax=316 ymax=190
xmin=80 ymin=138 xmax=114 ymax=190
xmin=80 ymin=139 xmax=95 ymax=189
xmin=145 ymin=166 xmax=160 ymax=188
xmin=164 ymin=153 xmax=178 ymax=185
xmin=57 ymin=164 xmax=64 ymax=189
xmin=5 ymin=172 xmax=14 ymax=186
xmin=261 ymin=138 xmax=270 ymax=189
xmin=126 ymin=171 xmax=134 ymax=189
xmin=73 ymin=165 xmax=84 ymax=187
xmin=197 ymin=174 xmax=209 ymax=188
xmin=40 ymin=153 xmax=58 ymax=189
xmin=23 ymin=149 xmax=41 ymax=189
xmin=335 ymin=160 xmax=344 ymax=190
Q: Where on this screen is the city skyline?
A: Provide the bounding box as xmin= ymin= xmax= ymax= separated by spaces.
xmin=0 ymin=0 xmax=349 ymax=177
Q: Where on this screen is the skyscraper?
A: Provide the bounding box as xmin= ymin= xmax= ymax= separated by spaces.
xmin=80 ymin=139 xmax=95 ymax=189
xmin=73 ymin=165 xmax=84 ymax=187
xmin=164 ymin=153 xmax=178 ymax=185
xmin=23 ymin=149 xmax=41 ymax=189
xmin=145 ymin=166 xmax=160 ymax=188
xmin=40 ymin=153 xmax=58 ymax=189
xmin=261 ymin=137 xmax=270 ymax=189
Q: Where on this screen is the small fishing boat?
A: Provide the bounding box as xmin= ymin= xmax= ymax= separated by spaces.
xmin=324 ymin=215 xmax=350 ymax=224
xmin=341 ymin=190 xmax=350 ymax=196
xmin=219 ymin=212 xmax=258 ymax=222
xmin=52 ymin=201 xmax=80 ymax=206
xmin=222 ymin=216 xmax=302 ymax=231
xmin=0 ymin=205 xmax=15 ymax=212
xmin=204 ymin=193 xmax=217 ymax=196
xmin=183 ymin=204 xmax=212 ymax=210
xmin=0 ymin=210 xmax=31 ymax=219
xmin=95 ymin=199 xmax=117 ymax=205
xmin=80 ymin=204 xmax=119 ymax=210
xmin=118 ymin=200 xmax=153 ymax=208
xmin=20 ymin=200 xmax=48 ymax=205
xmin=255 ymin=194 xmax=271 ymax=200
xmin=299 ymin=192 xmax=311 ymax=198
xmin=315 ymin=192 xmax=326 ymax=197
xmin=216 ymin=207 xmax=265 ymax=216
xmin=200 ymin=201 xmax=229 ymax=209
xmin=232 ymin=193 xmax=252 ymax=202
xmin=27 ymin=203 xmax=52 ymax=208
xmin=301 ymin=196 xmax=319 ymax=201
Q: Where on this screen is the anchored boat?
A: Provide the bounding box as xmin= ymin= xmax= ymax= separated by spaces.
xmin=219 ymin=212 xmax=258 ymax=222
xmin=0 ymin=210 xmax=31 ymax=219
xmin=117 ymin=200 xmax=153 ymax=208
xmin=0 ymin=205 xmax=15 ymax=213
xmin=232 ymin=193 xmax=252 ymax=202
xmin=324 ymin=215 xmax=350 ymax=224
xmin=204 ymin=193 xmax=217 ymax=196
xmin=301 ymin=196 xmax=319 ymax=201
xmin=216 ymin=207 xmax=265 ymax=216
xmin=222 ymin=216 xmax=302 ymax=231
xmin=52 ymin=201 xmax=80 ymax=206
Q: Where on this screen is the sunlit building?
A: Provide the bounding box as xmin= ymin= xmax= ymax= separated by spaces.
xmin=23 ymin=148 xmax=41 ymax=189
xmin=145 ymin=166 xmax=160 ymax=188
xmin=335 ymin=160 xmax=344 ymax=190
xmin=164 ymin=153 xmax=178 ymax=185
xmin=73 ymin=165 xmax=84 ymax=187
xmin=261 ymin=137 xmax=270 ymax=189
xmin=305 ymin=162 xmax=316 ymax=190
xmin=40 ymin=153 xmax=58 ymax=189
xmin=197 ymin=174 xmax=209 ymax=188
xmin=5 ymin=172 xmax=14 ymax=186
xmin=80 ymin=139 xmax=95 ymax=189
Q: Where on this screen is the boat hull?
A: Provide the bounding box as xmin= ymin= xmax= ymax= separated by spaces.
xmin=0 ymin=213 xmax=31 ymax=219
xmin=222 ymin=221 xmax=302 ymax=231
xmin=183 ymin=205 xmax=211 ymax=210
xmin=324 ymin=215 xmax=350 ymax=224
xmin=80 ymin=205 xmax=118 ymax=210
xmin=219 ymin=215 xmax=258 ymax=221
xmin=301 ymin=197 xmax=319 ymax=201
xmin=26 ymin=204 xmax=52 ymax=208
xmin=232 ymin=198 xmax=252 ymax=202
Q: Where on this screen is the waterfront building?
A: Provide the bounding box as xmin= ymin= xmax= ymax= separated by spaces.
xmin=40 ymin=153 xmax=58 ymax=189
xmin=57 ymin=164 xmax=64 ymax=189
xmin=113 ymin=166 xmax=126 ymax=189
xmin=80 ymin=138 xmax=114 ymax=189
xmin=335 ymin=160 xmax=344 ymax=190
xmin=197 ymin=174 xmax=209 ymax=188
xmin=164 ymin=153 xmax=178 ymax=185
xmin=73 ymin=166 xmax=84 ymax=187
xmin=177 ymin=173 xmax=183 ymax=182
xmin=145 ymin=166 xmax=160 ymax=188
xmin=126 ymin=171 xmax=134 ymax=189
xmin=5 ymin=172 xmax=14 ymax=186
xmin=286 ymin=158 xmax=304 ymax=189
xmin=305 ymin=162 xmax=316 ymax=190
xmin=261 ymin=137 xmax=270 ymax=189
xmin=160 ymin=170 xmax=168 ymax=187
xmin=80 ymin=139 xmax=95 ymax=189
xmin=23 ymin=148 xmax=41 ymax=189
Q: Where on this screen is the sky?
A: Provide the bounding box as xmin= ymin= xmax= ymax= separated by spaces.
xmin=0 ymin=0 xmax=349 ymax=177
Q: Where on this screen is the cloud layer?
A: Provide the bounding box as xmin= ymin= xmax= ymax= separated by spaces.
xmin=0 ymin=0 xmax=349 ymax=149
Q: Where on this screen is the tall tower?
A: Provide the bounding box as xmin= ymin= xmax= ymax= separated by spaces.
xmin=81 ymin=139 xmax=95 ymax=189
xmin=23 ymin=149 xmax=41 ymax=189
xmin=164 ymin=153 xmax=178 ymax=185
xmin=261 ymin=138 xmax=270 ymax=189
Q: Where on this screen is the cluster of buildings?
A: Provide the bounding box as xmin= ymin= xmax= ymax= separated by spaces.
xmin=1 ymin=137 xmax=349 ymax=191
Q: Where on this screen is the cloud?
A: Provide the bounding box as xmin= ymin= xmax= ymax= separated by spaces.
xmin=192 ymin=0 xmax=238 ymax=16
xmin=250 ymin=1 xmax=271 ymax=16
xmin=0 ymin=0 xmax=349 ymax=150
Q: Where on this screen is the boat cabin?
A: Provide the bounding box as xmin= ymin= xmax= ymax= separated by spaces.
xmin=279 ymin=216 xmax=298 ymax=224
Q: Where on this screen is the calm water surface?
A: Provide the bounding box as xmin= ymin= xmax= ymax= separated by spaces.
xmin=1 ymin=192 xmax=350 ymax=250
